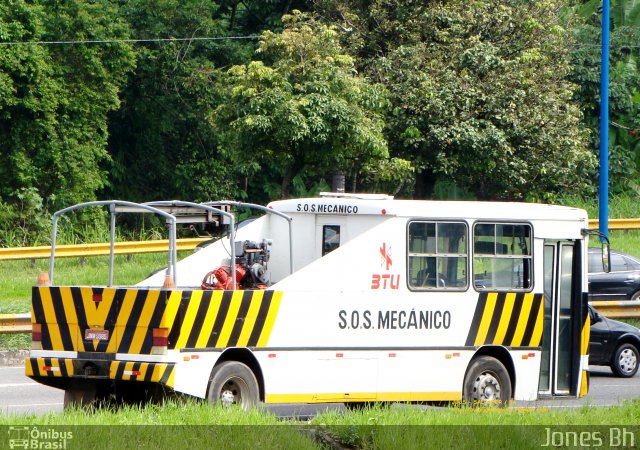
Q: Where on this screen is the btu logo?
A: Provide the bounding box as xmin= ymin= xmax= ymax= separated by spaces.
xmin=371 ymin=243 xmax=400 ymax=289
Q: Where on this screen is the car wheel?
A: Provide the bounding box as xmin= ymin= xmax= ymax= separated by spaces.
xmin=631 ymin=291 xmax=640 ymax=301
xmin=610 ymin=343 xmax=639 ymax=378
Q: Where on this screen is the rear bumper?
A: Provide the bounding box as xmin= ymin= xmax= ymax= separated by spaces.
xmin=25 ymin=356 xmax=175 ymax=388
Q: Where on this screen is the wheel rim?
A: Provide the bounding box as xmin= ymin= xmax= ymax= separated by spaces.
xmin=472 ymin=371 xmax=501 ymax=402
xmin=618 ymin=348 xmax=638 ymax=374
xmin=219 ymin=377 xmax=249 ymax=407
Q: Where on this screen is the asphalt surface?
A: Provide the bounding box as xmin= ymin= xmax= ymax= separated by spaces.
xmin=1 ymin=365 xmax=638 ymax=417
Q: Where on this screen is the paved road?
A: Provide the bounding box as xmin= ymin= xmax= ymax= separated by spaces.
xmin=1 ymin=365 xmax=639 ymax=417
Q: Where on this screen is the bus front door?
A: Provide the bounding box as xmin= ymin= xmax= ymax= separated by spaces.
xmin=539 ymin=241 xmax=579 ymax=396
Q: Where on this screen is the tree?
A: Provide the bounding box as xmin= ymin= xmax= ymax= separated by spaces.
xmin=568 ymin=0 xmax=640 ymax=195
xmin=0 ymin=0 xmax=135 ymax=244
xmin=105 ymin=1 xmax=316 ymax=203
xmin=0 ymin=0 xmax=135 ymax=209
xmin=212 ymin=11 xmax=390 ymax=199
xmin=106 ymin=0 xmax=234 ymax=202
xmin=317 ymin=0 xmax=595 ymax=200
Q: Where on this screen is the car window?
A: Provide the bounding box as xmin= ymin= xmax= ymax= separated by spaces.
xmin=611 ymin=253 xmax=628 ymax=272
xmin=624 ymin=255 xmax=640 ymax=270
xmin=588 ymin=252 xmax=602 ymax=273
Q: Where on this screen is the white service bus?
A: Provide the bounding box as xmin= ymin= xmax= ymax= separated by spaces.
xmin=27 ymin=194 xmax=596 ymax=407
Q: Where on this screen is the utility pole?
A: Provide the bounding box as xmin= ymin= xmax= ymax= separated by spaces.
xmin=599 ymin=0 xmax=610 ymax=239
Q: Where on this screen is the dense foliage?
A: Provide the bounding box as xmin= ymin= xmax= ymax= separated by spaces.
xmin=0 ymin=0 xmax=637 ymax=242
xmin=213 ymin=12 xmax=390 ymax=199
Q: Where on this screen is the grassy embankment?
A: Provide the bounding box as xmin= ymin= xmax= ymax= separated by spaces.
xmin=1 ymin=400 xmax=640 ymax=449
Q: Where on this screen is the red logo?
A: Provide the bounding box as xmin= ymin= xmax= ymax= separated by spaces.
xmin=380 ymin=243 xmax=392 ymax=270
xmin=371 ymin=243 xmax=400 ymax=289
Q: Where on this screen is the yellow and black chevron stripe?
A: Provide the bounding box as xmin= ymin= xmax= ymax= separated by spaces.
xmin=108 ymin=361 xmax=175 ymax=387
xmin=25 ymin=357 xmax=74 ymax=378
xmin=32 ymin=286 xmax=282 ymax=354
xmin=26 ymin=357 xmax=175 ymax=387
xmin=579 ymin=301 xmax=590 ymax=397
xmin=465 ymin=292 xmax=544 ymax=347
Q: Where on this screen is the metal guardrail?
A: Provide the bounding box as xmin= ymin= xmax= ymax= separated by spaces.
xmin=591 ymin=300 xmax=640 ymax=319
xmin=0 ymin=314 xmax=31 ymax=333
xmin=588 ymin=218 xmax=640 ymax=230
xmin=0 ymin=238 xmax=210 ymax=261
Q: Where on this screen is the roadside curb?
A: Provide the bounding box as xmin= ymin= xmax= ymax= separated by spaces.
xmin=0 ymin=350 xmax=28 ymax=367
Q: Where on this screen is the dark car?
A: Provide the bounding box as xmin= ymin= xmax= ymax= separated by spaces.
xmin=588 ymin=305 xmax=640 ymax=377
xmin=588 ymin=248 xmax=640 ymax=301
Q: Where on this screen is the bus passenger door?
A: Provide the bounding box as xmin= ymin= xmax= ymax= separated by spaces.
xmin=540 ymin=241 xmax=578 ymax=396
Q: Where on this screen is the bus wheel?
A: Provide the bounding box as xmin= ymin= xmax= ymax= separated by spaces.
xmin=206 ymin=361 xmax=259 ymax=410
xmin=463 ymin=356 xmax=512 ymax=406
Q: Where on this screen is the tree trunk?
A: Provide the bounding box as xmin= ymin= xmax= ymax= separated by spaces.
xmin=281 ymin=167 xmax=293 ymax=199
xmin=414 ymin=169 xmax=436 ymax=199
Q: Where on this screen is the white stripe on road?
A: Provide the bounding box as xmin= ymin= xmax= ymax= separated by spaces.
xmin=5 ymin=403 xmax=62 ymax=408
xmin=0 ymin=383 xmax=36 ymax=388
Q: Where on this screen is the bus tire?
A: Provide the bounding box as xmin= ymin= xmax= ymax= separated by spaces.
xmin=463 ymin=356 xmax=512 ymax=406
xmin=206 ymin=361 xmax=259 ymax=410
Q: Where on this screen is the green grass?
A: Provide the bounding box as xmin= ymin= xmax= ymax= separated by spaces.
xmin=312 ymin=400 xmax=640 ymax=426
xmin=311 ymin=401 xmax=640 ymax=449
xmin=2 ymin=399 xmax=640 ymax=449
xmin=0 ymin=399 xmax=285 ymax=426
xmin=0 ymin=253 xmax=175 ymax=315
xmin=0 ymin=400 xmax=318 ymax=449
xmin=560 ymin=194 xmax=640 ymax=219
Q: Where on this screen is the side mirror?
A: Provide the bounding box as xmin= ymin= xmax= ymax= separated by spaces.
xmin=601 ymin=241 xmax=611 ymax=273
xmin=584 ymin=229 xmax=611 ymax=273
xmin=592 ymin=310 xmax=602 ymax=324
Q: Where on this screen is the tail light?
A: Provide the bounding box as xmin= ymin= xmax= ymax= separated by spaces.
xmin=32 ymin=323 xmax=42 ymax=350
xmin=152 ymin=327 xmax=168 ymax=355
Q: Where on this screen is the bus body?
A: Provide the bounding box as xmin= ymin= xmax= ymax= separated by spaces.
xmin=26 ymin=194 xmax=591 ymax=406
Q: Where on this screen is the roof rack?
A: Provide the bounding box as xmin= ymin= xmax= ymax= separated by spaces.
xmin=319 ymin=192 xmax=394 ymax=200
xmin=114 ymin=202 xmax=232 ymax=225
xmin=48 ymin=199 xmax=295 ymax=288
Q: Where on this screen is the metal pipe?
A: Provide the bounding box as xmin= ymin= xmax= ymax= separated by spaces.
xmin=209 ymin=201 xmax=294 ymax=275
xmin=599 ymin=0 xmax=610 ymax=240
xmin=50 ymin=201 xmax=177 ymax=286
xmin=109 ymin=205 xmax=116 ymax=286
xmin=144 ymin=201 xmax=235 ymax=288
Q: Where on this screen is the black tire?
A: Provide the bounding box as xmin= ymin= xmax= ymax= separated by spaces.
xmin=463 ymin=356 xmax=512 ymax=406
xmin=610 ymin=343 xmax=639 ymax=378
xmin=206 ymin=361 xmax=259 ymax=410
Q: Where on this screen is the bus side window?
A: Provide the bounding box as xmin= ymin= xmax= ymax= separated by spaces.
xmin=408 ymin=221 xmax=468 ymax=291
xmin=473 ymin=222 xmax=532 ymax=291
xmin=322 ymin=225 xmax=340 ymax=256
